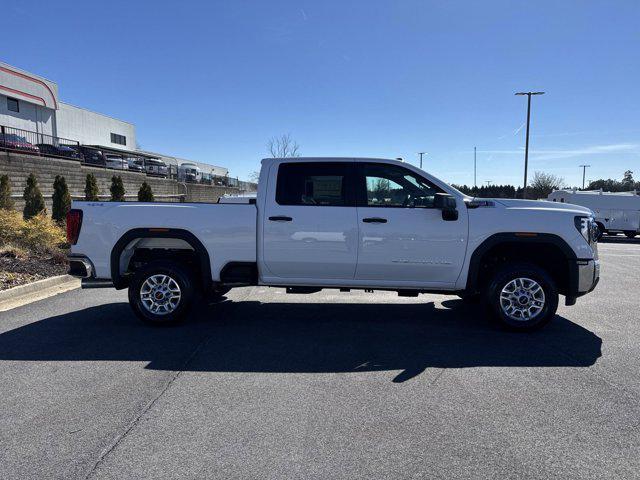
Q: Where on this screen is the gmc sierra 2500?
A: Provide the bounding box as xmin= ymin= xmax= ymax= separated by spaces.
xmin=67 ymin=157 xmax=599 ymax=331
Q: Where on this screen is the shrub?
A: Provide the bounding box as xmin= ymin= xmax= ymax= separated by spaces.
xmin=23 ymin=173 xmax=46 ymax=219
xmin=52 ymin=175 xmax=71 ymax=223
xmin=110 ymin=176 xmax=125 ymax=201
xmin=138 ymin=182 xmax=154 ymax=202
xmin=0 ymin=209 xmax=66 ymax=254
xmin=84 ymin=173 xmax=99 ymax=201
xmin=0 ymin=174 xmax=14 ymax=210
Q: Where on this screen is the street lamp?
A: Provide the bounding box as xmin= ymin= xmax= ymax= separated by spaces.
xmin=474 ymin=146 xmax=477 ymax=188
xmin=417 ymin=152 xmax=427 ymax=169
xmin=579 ymin=164 xmax=591 ymax=189
xmin=515 ymin=91 xmax=545 ymax=198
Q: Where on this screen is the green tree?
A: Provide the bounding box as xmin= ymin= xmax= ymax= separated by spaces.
xmin=529 ymin=171 xmax=565 ymax=199
xmin=52 ymin=175 xmax=72 ymax=223
xmin=84 ymin=173 xmax=99 ymax=201
xmin=0 ymin=174 xmax=14 ymax=210
xmin=23 ymin=173 xmax=46 ymax=219
xmin=137 ymin=182 xmax=155 ymax=202
xmin=110 ymin=176 xmax=125 ymax=202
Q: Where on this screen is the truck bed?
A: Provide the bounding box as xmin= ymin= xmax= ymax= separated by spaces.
xmin=72 ymin=201 xmax=257 ymax=280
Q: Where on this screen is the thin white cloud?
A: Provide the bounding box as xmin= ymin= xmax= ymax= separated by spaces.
xmin=513 ymin=122 xmax=526 ymax=136
xmin=478 ymin=143 xmax=639 ymax=161
xmin=497 ymin=122 xmax=526 ymax=140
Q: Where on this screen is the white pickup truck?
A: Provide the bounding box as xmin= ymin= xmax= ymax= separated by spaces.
xmin=67 ymin=157 xmax=600 ymax=331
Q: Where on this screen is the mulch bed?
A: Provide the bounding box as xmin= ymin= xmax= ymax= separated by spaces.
xmin=0 ymin=252 xmax=68 ymax=291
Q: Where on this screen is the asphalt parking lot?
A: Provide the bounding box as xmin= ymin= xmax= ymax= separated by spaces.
xmin=1 ymin=239 xmax=639 ymax=479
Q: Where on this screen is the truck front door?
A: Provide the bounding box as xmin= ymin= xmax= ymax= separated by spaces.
xmin=262 ymin=161 xmax=359 ymax=280
xmin=354 ymin=162 xmax=468 ymax=288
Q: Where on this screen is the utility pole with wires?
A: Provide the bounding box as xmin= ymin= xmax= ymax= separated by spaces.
xmin=515 ymin=91 xmax=545 ymax=198
xmin=418 ymin=152 xmax=427 ymax=169
xmin=579 ymin=164 xmax=591 ymax=189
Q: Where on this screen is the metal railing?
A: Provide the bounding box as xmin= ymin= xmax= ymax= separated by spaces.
xmin=0 ymin=125 xmax=80 ymax=159
xmin=0 ymin=124 xmax=258 ymax=191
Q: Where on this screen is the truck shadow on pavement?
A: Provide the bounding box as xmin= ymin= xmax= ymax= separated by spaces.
xmin=0 ymin=298 xmax=602 ymax=383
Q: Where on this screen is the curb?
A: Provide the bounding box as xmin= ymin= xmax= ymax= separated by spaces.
xmin=0 ymin=275 xmax=80 ymax=311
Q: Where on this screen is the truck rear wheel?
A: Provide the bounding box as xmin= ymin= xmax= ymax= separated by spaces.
xmin=483 ymin=262 xmax=558 ymax=331
xmin=624 ymin=231 xmax=637 ymax=239
xmin=128 ymin=260 xmax=195 ymax=325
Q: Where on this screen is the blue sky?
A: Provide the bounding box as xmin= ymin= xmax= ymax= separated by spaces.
xmin=2 ymin=0 xmax=639 ymax=185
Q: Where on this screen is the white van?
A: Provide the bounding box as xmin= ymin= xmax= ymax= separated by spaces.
xmin=548 ymin=189 xmax=640 ymax=238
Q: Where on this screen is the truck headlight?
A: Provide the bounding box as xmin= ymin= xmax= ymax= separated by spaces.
xmin=574 ymin=216 xmax=597 ymax=243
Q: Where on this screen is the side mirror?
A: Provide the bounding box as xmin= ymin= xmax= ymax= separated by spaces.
xmin=434 ymin=193 xmax=458 ymax=221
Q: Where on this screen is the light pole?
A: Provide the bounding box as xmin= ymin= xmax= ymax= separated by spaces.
xmin=486 ymin=180 xmax=492 ymax=187
xmin=515 ymin=91 xmax=545 ymax=198
xmin=579 ymin=164 xmax=591 ymax=189
xmin=474 ymin=146 xmax=477 ymax=188
xmin=418 ymin=152 xmax=427 ymax=169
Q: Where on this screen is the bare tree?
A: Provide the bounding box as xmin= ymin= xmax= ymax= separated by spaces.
xmin=267 ymin=134 xmax=300 ymax=158
xmin=530 ymin=171 xmax=565 ymax=198
xmin=248 ymin=170 xmax=260 ymax=183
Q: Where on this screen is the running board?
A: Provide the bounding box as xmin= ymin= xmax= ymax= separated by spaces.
xmin=81 ymin=279 xmax=114 ymax=289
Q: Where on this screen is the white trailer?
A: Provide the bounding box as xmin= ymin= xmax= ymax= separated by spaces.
xmin=548 ymin=189 xmax=640 ymax=238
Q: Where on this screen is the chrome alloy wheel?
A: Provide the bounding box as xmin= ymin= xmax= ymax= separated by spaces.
xmin=499 ymin=277 xmax=545 ymax=321
xmin=139 ymin=274 xmax=182 ymax=315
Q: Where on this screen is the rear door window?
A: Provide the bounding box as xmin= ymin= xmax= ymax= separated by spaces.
xmin=275 ymin=162 xmax=355 ymax=206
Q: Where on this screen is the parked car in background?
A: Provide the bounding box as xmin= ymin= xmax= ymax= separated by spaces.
xmin=105 ymin=154 xmax=129 ymax=170
xmin=74 ymin=146 xmax=107 ymax=167
xmin=145 ymin=158 xmax=168 ymax=178
xmin=36 ymin=143 xmax=84 ymax=160
xmin=127 ymin=158 xmax=145 ymax=173
xmin=0 ymin=133 xmax=40 ymax=153
xmin=178 ymin=162 xmax=201 ymax=182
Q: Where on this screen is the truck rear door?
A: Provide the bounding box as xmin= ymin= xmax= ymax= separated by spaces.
xmin=261 ymin=161 xmax=358 ymax=280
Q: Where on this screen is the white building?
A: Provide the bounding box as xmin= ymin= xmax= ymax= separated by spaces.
xmin=0 ymin=61 xmax=226 ymax=174
xmin=0 ymin=62 xmax=135 ymax=149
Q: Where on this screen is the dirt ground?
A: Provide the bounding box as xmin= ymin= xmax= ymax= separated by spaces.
xmin=0 ymin=251 xmax=67 ymax=290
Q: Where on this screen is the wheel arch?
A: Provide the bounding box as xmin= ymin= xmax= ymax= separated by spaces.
xmin=465 ymin=233 xmax=578 ymax=296
xmin=110 ymin=228 xmax=212 ymax=290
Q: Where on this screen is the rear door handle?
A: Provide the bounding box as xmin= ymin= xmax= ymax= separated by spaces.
xmin=269 ymin=216 xmax=293 ymax=222
xmin=362 ymin=217 xmax=387 ymax=223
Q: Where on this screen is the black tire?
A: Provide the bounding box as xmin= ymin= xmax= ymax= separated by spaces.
xmin=128 ymin=260 xmax=195 ymax=326
xmin=624 ymin=231 xmax=637 ymax=239
xmin=483 ymin=262 xmax=558 ymax=331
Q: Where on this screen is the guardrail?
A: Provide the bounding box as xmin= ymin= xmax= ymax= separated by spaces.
xmin=0 ymin=125 xmax=80 ymax=160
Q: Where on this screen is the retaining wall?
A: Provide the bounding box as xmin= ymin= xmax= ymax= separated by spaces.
xmin=0 ymin=151 xmax=240 ymax=211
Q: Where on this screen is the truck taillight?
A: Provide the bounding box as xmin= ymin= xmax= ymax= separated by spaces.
xmin=66 ymin=209 xmax=83 ymax=245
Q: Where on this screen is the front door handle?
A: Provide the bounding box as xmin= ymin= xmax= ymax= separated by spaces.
xmin=362 ymin=217 xmax=387 ymax=223
xmin=269 ymin=216 xmax=293 ymax=222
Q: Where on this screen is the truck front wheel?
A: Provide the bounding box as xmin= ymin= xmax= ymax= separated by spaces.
xmin=483 ymin=263 xmax=558 ymax=331
xmin=128 ymin=260 xmax=195 ymax=325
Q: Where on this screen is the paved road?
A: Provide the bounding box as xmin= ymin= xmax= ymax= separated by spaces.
xmin=1 ymin=240 xmax=639 ymax=479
